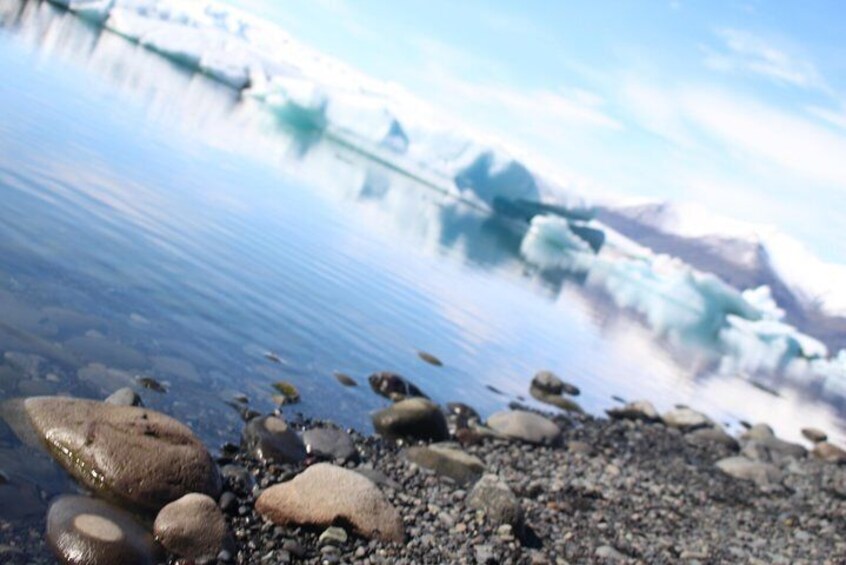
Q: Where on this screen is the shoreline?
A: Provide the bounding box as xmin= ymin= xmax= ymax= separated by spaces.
xmin=2 ymin=372 xmax=845 ymax=564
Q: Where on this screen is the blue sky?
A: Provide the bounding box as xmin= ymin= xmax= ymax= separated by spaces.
xmin=228 ymin=0 xmax=846 ymax=263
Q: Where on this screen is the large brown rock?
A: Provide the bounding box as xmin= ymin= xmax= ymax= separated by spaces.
xmin=24 ymin=397 xmax=221 ymax=512
xmin=256 ymin=463 xmax=403 ymax=542
xmin=47 ymin=495 xmax=162 ymax=565
xmin=153 ymin=493 xmax=232 ymax=561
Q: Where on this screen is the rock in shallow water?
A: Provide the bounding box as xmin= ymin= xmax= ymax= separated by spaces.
xmin=47 ymin=495 xmax=162 ymax=565
xmin=372 ymin=398 xmax=449 ymax=441
xmin=256 ymin=463 xmax=403 ymax=542
xmin=153 ymin=493 xmax=232 ymax=561
xmin=531 ymin=371 xmax=579 ymax=396
xmin=606 ymin=400 xmax=660 ymax=422
xmin=486 ymin=410 xmax=561 ymax=445
xmin=405 ymin=443 xmax=484 ymax=485
xmin=801 ymin=427 xmax=827 ymax=444
xmin=24 ymin=397 xmax=221 ymax=512
xmin=368 ymin=372 xmax=427 ymax=401
xmin=242 ymin=415 xmax=307 ymax=465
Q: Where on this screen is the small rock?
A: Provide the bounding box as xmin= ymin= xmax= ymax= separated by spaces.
xmin=265 ymin=352 xmax=282 ymax=363
xmin=606 ymin=400 xmax=660 ymax=422
xmin=136 ymin=377 xmax=166 ymax=393
xmin=104 ymin=387 xmax=143 ymax=407
xmin=368 ymin=372 xmax=427 ymax=401
xmin=220 ymin=465 xmax=255 ymax=494
xmin=801 ymin=427 xmax=827 ymax=444
xmin=742 ymin=436 xmax=806 ymax=462
xmin=405 ymin=444 xmax=485 ymax=485
xmin=716 ymin=456 xmax=783 ymax=487
xmin=271 ymin=381 xmax=300 ymax=405
xmin=302 ymin=427 xmax=359 ymax=463
xmin=595 ymin=545 xmax=626 ymax=561
xmin=487 ymin=410 xmax=561 ymax=445
xmin=531 ymin=371 xmax=579 ymax=396
xmin=353 ymin=467 xmax=400 ymax=490
xmin=372 ymin=397 xmax=449 ymax=441
xmin=256 ymin=463 xmax=403 ymax=542
xmin=741 ymin=423 xmax=775 ymax=441
xmin=661 ymin=407 xmax=711 ymax=431
xmin=418 ymin=351 xmax=443 ymax=367
xmin=467 ymin=474 xmax=523 ymax=529
xmin=686 ymin=427 xmax=740 ymax=451
xmin=812 ymin=442 xmax=846 ymax=464
xmin=154 ymin=493 xmax=232 ymax=561
xmin=47 ymin=495 xmax=162 ymax=565
xmin=529 ymin=385 xmax=584 ymax=413
xmin=333 ymin=372 xmax=357 ymax=387
xmin=318 ymin=527 xmax=348 ymax=546
xmin=242 ymin=416 xmax=307 ymax=465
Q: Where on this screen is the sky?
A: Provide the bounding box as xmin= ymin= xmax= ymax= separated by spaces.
xmin=226 ymin=0 xmax=846 ymax=263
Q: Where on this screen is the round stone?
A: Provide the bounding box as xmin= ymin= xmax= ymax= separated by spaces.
xmin=153 ymin=493 xmax=232 ymax=561
xmin=242 ymin=415 xmax=307 ymax=464
xmin=46 ymin=495 xmax=162 ymax=565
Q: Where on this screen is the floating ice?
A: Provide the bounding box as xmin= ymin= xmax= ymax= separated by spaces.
xmin=520 ymin=215 xmax=594 ymax=273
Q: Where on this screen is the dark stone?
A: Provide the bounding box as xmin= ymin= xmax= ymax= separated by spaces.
xmin=333 ymin=373 xmax=357 ymax=387
xmin=242 ymin=416 xmax=307 ymax=465
xmin=136 ymin=377 xmax=166 ymax=393
xmin=531 ymin=371 xmax=580 ymax=396
xmin=372 ymin=398 xmax=449 ymax=441
xmin=417 ymin=351 xmax=443 ymax=366
xmin=302 ymin=427 xmax=359 ymax=463
xmin=368 ymin=372 xmax=427 ymax=401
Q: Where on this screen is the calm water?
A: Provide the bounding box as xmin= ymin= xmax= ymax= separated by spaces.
xmin=0 ymin=0 xmax=844 ymax=493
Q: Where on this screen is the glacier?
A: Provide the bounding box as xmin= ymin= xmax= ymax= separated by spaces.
xmin=40 ymin=0 xmax=846 ymax=393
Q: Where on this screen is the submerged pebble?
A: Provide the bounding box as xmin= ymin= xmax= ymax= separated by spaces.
xmin=417 ymin=351 xmax=443 ymax=367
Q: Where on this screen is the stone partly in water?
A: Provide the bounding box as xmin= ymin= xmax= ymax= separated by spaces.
xmin=47 ymin=495 xmax=162 ymax=565
xmin=302 ymin=427 xmax=359 ymax=463
xmin=417 ymin=351 xmax=443 ymax=367
xmin=271 ymin=381 xmax=300 ymax=405
xmin=531 ymin=371 xmax=580 ymax=396
xmin=812 ymin=442 xmax=846 ymax=464
xmin=715 ymin=456 xmax=783 ymax=487
xmin=256 ymin=463 xmax=404 ymax=542
xmin=368 ymin=372 xmax=427 ymax=401
xmin=104 ymin=388 xmax=143 ymax=407
xmin=405 ymin=444 xmax=485 ymax=485
xmin=153 ymin=493 xmax=232 ymax=561
xmin=741 ymin=436 xmax=806 ymax=463
xmin=528 ymin=385 xmax=584 ymax=413
xmin=661 ymin=408 xmax=711 ymax=431
xmin=372 ymin=398 xmax=449 ymax=442
xmin=606 ymin=400 xmax=660 ymax=422
xmin=467 ymin=474 xmax=523 ymax=529
xmin=136 ymin=377 xmax=166 ymax=393
xmin=801 ymin=428 xmax=828 ymax=444
xmin=242 ymin=415 xmax=307 ymax=465
xmin=24 ymin=397 xmax=221 ymax=512
xmin=333 ymin=372 xmax=358 ymax=387
xmin=486 ymin=410 xmax=561 ymax=445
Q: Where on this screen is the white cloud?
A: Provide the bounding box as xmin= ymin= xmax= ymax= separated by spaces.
xmin=703 ymin=28 xmax=826 ymax=91
xmin=682 ymin=87 xmax=846 ymax=188
xmin=807 ymin=104 xmax=846 ymax=130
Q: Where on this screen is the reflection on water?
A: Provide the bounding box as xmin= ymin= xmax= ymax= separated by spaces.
xmin=0 ymin=0 xmax=845 ymax=498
